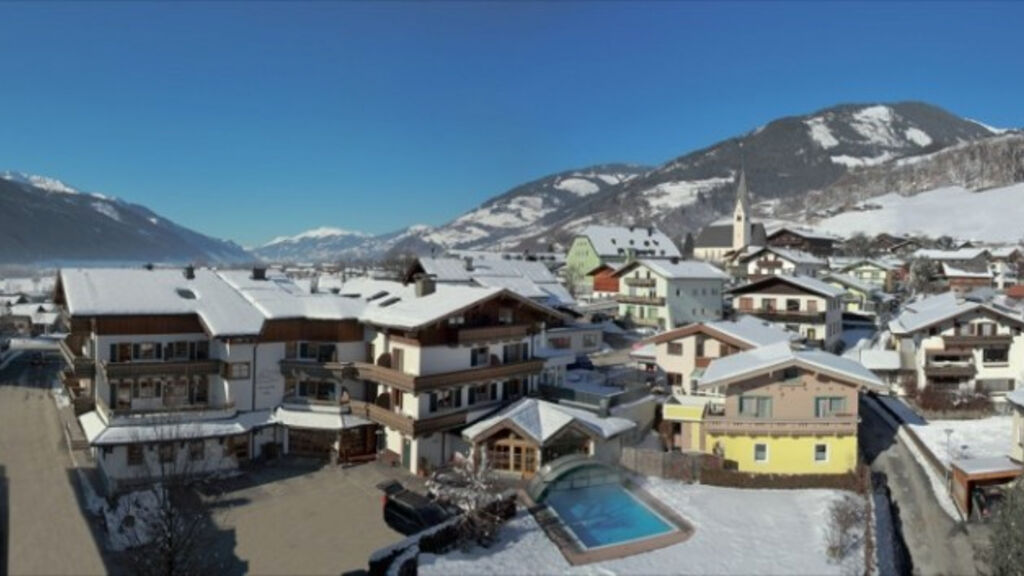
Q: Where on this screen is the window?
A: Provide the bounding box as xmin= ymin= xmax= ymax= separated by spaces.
xmin=548 ymin=336 xmax=571 ymax=350
xmin=226 ymin=362 xmax=251 ymax=379
xmin=504 ymin=379 xmax=524 ymax=401
xmin=695 ymin=336 xmax=706 ymax=357
xmin=761 ymin=298 xmax=776 ymax=312
xmin=448 ymin=315 xmax=465 ymax=326
xmin=391 ymin=347 xmax=405 ymax=372
xmin=807 ymin=300 xmax=818 ymax=313
xmin=503 ymin=342 xmax=528 ymax=364
xmin=785 ymin=299 xmax=800 ymax=312
xmin=431 ymin=389 xmax=457 ymax=412
xmin=667 ymin=372 xmax=683 ymax=388
xmin=498 ymin=307 xmax=515 ymax=325
xmin=667 ymin=342 xmax=683 ymax=356
xmin=471 ymin=347 xmax=490 ymax=367
xmin=806 ymin=328 xmax=817 ymax=341
xmin=753 ymin=443 xmax=768 ymax=463
xmin=983 ymin=348 xmax=1009 ymax=364
xmin=470 ymin=383 xmax=495 ymax=405
xmin=582 ymin=334 xmax=599 ymax=348
xmin=739 ymin=396 xmax=772 ymax=418
xmin=781 ymin=367 xmax=799 ymax=381
xmin=189 ymin=441 xmax=205 ymax=461
xmin=814 ymin=443 xmax=828 ymax=462
xmin=139 ymin=379 xmax=155 ymax=399
xmin=815 ymin=397 xmax=848 ymax=418
xmin=158 ymin=443 xmax=175 ymax=464
xmin=127 ymin=445 xmax=144 ymax=466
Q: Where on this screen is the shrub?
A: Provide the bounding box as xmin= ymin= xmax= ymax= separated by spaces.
xmin=825 ymin=494 xmax=867 ymax=562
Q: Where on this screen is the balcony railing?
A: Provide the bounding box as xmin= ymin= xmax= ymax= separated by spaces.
xmin=623 ymin=277 xmax=656 ymax=287
xmin=943 ymin=334 xmax=1014 ymax=348
xmin=629 ymin=316 xmax=662 ymax=328
xmin=739 ymin=309 xmax=826 ymax=324
xmin=282 ymin=358 xmax=546 ymax=394
xmin=348 ymin=400 xmax=468 ymax=437
xmin=923 ymin=364 xmax=977 ymax=378
xmin=704 ymin=415 xmax=858 ymax=436
xmin=97 ymin=394 xmax=236 ymax=420
xmin=59 ymin=340 xmax=95 ymax=379
xmin=457 ymin=324 xmax=531 ymax=345
xmin=616 ymin=294 xmax=665 ymax=306
xmin=102 ymin=360 xmax=222 ymax=378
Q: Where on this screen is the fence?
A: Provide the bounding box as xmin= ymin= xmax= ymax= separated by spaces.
xmin=619 ymin=447 xmax=721 ymax=482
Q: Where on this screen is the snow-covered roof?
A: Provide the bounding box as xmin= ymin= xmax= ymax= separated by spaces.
xmin=740 ymin=246 xmax=826 ymax=266
xmin=766 ymin=225 xmax=840 ymax=241
xmin=59 ymin=268 xmax=267 ymax=337
xmin=0 ymin=276 xmax=57 ymax=297
xmin=941 ymin=263 xmax=993 ymax=279
xmin=273 ymin=405 xmax=372 ymax=431
xmin=697 ymin=342 xmax=884 ymax=390
xmin=413 ymin=257 xmax=574 ymax=306
xmin=888 ymin=291 xmax=1024 ymax=335
xmin=615 ymin=258 xmax=728 ymax=281
xmin=821 ymin=272 xmax=878 ymax=295
xmin=80 ymin=410 xmax=275 ymax=445
xmin=217 ymin=270 xmax=366 ymax=321
xmin=858 ymin=349 xmax=902 ymax=372
xmin=462 ymin=398 xmax=635 ymax=444
xmin=952 ymin=456 xmax=1024 ymax=476
xmin=1007 ymin=388 xmax=1024 ymax=409
xmin=730 ymin=274 xmax=846 ymax=299
xmin=837 ymin=258 xmax=903 ymax=272
xmin=649 ymin=315 xmax=795 ymax=349
xmin=913 ymin=248 xmax=989 ymax=261
xmin=989 ymin=246 xmax=1022 ymax=259
xmin=578 ymin=225 xmax=682 ymax=259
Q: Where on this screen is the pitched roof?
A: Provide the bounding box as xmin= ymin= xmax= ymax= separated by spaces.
xmin=838 ymin=258 xmax=903 ymax=272
xmin=821 ymin=272 xmax=878 ymax=295
xmin=913 ymin=248 xmax=990 ymax=261
xmin=410 ymin=257 xmax=575 ymax=306
xmin=694 ymin=221 xmax=767 ymax=249
xmin=613 ymin=258 xmax=728 ymax=280
xmin=697 ymin=342 xmax=884 ymax=390
xmin=645 ymin=315 xmax=795 ymax=348
xmin=766 ymin=225 xmax=840 ymax=242
xmin=218 ymin=270 xmax=366 ymax=321
xmin=941 ymin=263 xmax=993 ymax=279
xmin=728 ymin=273 xmax=845 ymax=298
xmin=461 ymin=398 xmax=635 ymax=444
xmin=577 ymin=225 xmax=681 ymax=258
xmin=888 ymin=291 xmax=1024 ymax=335
xmin=59 ymin=268 xmax=266 ymax=337
xmin=736 ymin=246 xmax=826 ymax=266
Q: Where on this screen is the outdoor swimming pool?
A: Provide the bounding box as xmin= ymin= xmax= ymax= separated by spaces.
xmin=542 ymin=480 xmax=676 ymax=549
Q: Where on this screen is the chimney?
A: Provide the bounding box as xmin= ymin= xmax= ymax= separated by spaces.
xmin=463 ymin=257 xmax=474 ymax=272
xmin=252 ymin=267 xmax=267 ymax=281
xmin=671 ymin=256 xmax=680 ymax=264
xmin=414 ymin=273 xmax=436 ymax=297
xmin=183 ymin=265 xmax=195 ymax=280
xmin=648 ymin=227 xmax=653 ymax=236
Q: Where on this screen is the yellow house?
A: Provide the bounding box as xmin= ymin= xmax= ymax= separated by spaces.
xmin=683 ymin=342 xmax=885 ymax=475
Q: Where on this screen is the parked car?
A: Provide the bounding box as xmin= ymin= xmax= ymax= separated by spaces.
xmin=971 ymin=485 xmax=1005 ymax=522
xmin=376 ymin=480 xmax=452 ymax=536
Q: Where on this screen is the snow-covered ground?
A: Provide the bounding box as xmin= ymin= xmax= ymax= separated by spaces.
xmin=909 ymin=416 xmax=1014 ymax=469
xmin=817 ymin=183 xmax=1024 ymax=243
xmin=419 ymin=478 xmax=863 ymax=576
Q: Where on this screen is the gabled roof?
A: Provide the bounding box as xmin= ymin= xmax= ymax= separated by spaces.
xmin=612 ymin=258 xmax=728 ymax=281
xmin=821 ymin=272 xmax=879 ymax=295
xmin=888 ymin=291 xmax=1024 ymax=335
xmin=989 ymin=246 xmax=1022 ymax=259
xmin=728 ymin=274 xmax=845 ymax=299
xmin=697 ymin=342 xmax=884 ymax=391
xmin=766 ymin=226 xmax=839 ymax=242
xmin=913 ymin=248 xmax=990 ymax=262
xmin=838 ymin=258 xmax=903 ymax=272
xmin=694 ymin=222 xmax=767 ymax=249
xmin=462 ymin=398 xmax=635 ymax=444
xmin=406 ymin=257 xmax=575 ymax=307
xmin=577 ymin=225 xmax=681 ymax=259
xmin=644 ymin=315 xmax=795 ymax=349
xmin=941 ymin=263 xmax=993 ymax=279
xmin=218 ymin=270 xmax=365 ymax=321
xmin=735 ymin=246 xmax=826 ymax=266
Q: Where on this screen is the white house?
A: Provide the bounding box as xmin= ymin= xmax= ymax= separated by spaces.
xmin=729 ymin=246 xmax=826 ymax=280
xmin=611 ymin=258 xmax=728 ymax=330
xmin=729 ymin=274 xmax=845 ymax=351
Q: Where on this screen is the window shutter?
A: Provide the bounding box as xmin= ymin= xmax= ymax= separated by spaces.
xmin=156 ymin=344 xmax=163 ymax=360
xmin=490 ymin=383 xmax=497 ymax=400
xmin=429 ymin=393 xmax=437 ymax=413
xmin=109 ymin=344 xmax=117 ymax=362
xmin=132 ymin=344 xmax=140 ymax=359
xmin=454 ymin=388 xmax=462 ymax=408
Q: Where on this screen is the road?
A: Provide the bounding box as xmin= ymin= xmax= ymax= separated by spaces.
xmin=860 ymin=399 xmax=980 ymax=576
xmin=0 ymin=357 xmax=107 ymax=576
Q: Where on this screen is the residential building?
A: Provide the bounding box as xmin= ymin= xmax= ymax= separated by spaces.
xmin=403 ymin=256 xmax=575 ymax=309
xmin=1009 ymin=389 xmax=1024 ymax=462
xmin=838 ymin=258 xmax=904 ymax=293
xmin=729 ymin=275 xmax=845 ymax=351
xmin=641 ymin=315 xmax=795 ymax=396
xmin=564 ymin=225 xmax=681 ymax=294
xmin=988 ymin=247 xmax=1022 ymax=289
xmin=821 ymin=272 xmax=897 ymax=318
xmin=693 ymin=171 xmax=767 ymax=263
xmin=888 ymin=291 xmax=1024 ymax=401
xmin=461 ymin=398 xmax=635 ymax=478
xmin=691 ymin=343 xmax=884 ymax=474
xmin=941 ymin=263 xmax=994 ymax=296
xmin=765 ymin=226 xmax=839 ymax=257
xmin=585 ymin=263 xmax=621 ymax=299
xmin=729 ymin=246 xmax=826 ymax=281
xmin=611 ymin=258 xmax=728 ymax=330
xmin=59 ymin=266 xmax=575 ymax=492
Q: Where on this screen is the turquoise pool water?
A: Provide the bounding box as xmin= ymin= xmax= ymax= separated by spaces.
xmin=542 ymin=482 xmax=675 ymax=549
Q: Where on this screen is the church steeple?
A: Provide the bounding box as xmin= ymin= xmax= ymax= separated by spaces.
xmin=732 ymin=168 xmax=752 ymax=251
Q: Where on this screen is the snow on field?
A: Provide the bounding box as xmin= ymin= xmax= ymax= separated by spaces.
xmin=641 ymin=176 xmax=734 ymax=210
xmin=451 ymin=195 xmax=555 ymax=230
xmin=909 ymin=416 xmax=1014 ymax=469
xmin=816 ymin=184 xmax=1024 ymax=243
xmin=555 ymin=177 xmax=600 ymax=197
xmin=850 ymin=105 xmax=901 ymax=147
xmin=419 ymin=479 xmax=862 ymax=576
xmin=805 ymin=117 xmax=839 ymax=149
xmin=904 ymin=127 xmax=932 ymax=147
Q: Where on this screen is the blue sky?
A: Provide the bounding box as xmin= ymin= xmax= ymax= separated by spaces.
xmin=1 ymin=2 xmax=1022 ymax=246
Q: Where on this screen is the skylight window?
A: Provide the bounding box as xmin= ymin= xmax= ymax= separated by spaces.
xmin=176 ymin=288 xmax=197 ymax=300
xmin=367 ymin=291 xmax=389 ymax=301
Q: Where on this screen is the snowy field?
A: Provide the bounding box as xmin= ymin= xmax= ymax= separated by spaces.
xmin=816 ymin=183 xmax=1024 ymax=243
xmin=419 ymin=478 xmax=862 ymax=576
xmin=909 ymin=416 xmax=1014 ymax=469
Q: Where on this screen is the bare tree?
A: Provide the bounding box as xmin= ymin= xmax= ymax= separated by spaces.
xmin=842 ymin=233 xmax=875 ymax=258
xmin=987 ymin=480 xmax=1024 ymax=575
xmin=906 ymin=257 xmax=939 ymax=295
xmin=426 ymin=451 xmax=507 ymax=550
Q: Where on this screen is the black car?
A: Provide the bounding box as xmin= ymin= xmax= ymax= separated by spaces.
xmin=377 ymin=480 xmax=452 ymax=536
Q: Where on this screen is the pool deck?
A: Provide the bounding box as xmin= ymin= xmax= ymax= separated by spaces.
xmin=518 ymin=480 xmax=694 ymax=565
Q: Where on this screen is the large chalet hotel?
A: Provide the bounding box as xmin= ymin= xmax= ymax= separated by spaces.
xmin=57 ymin=266 xmax=574 ymax=493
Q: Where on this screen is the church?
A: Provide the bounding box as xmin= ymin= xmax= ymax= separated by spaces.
xmin=692 ymin=171 xmax=766 ymax=263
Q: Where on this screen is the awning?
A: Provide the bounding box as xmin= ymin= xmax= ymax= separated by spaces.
xmin=274 ymin=406 xmax=372 ymax=431
xmin=78 ymin=409 xmax=275 ymax=446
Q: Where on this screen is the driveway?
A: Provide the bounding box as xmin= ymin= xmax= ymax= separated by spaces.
xmin=206 ymin=459 xmax=407 ymax=575
xmin=0 ymin=358 xmax=107 ymax=576
xmin=860 ymin=398 xmax=981 ymax=575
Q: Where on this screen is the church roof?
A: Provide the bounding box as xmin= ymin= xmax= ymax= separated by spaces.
xmin=695 ymin=222 xmax=766 ymax=249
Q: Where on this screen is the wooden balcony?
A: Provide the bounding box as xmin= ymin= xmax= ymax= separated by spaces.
xmin=943 ymin=334 xmax=1014 ymax=348
xmin=457 ymin=324 xmax=531 ymax=345
xmin=97 ymin=394 xmax=236 ymax=419
xmin=741 ymin=309 xmax=826 ymax=324
xmin=58 ymin=339 xmax=95 ymax=379
xmin=349 ymin=400 xmax=468 ymax=437
xmin=924 ymin=364 xmax=977 ymax=378
xmin=704 ymin=415 xmax=858 ymax=436
xmin=282 ymin=359 xmax=546 ymax=394
xmin=102 ymin=360 xmax=222 ymax=379
xmin=623 ymin=277 xmax=656 ymax=287
xmin=616 ymin=294 xmax=666 ymax=306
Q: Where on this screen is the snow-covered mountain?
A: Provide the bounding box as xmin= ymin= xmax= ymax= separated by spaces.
xmin=0 ymin=172 xmax=253 ymax=265
xmin=253 ymin=224 xmax=435 ymax=263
